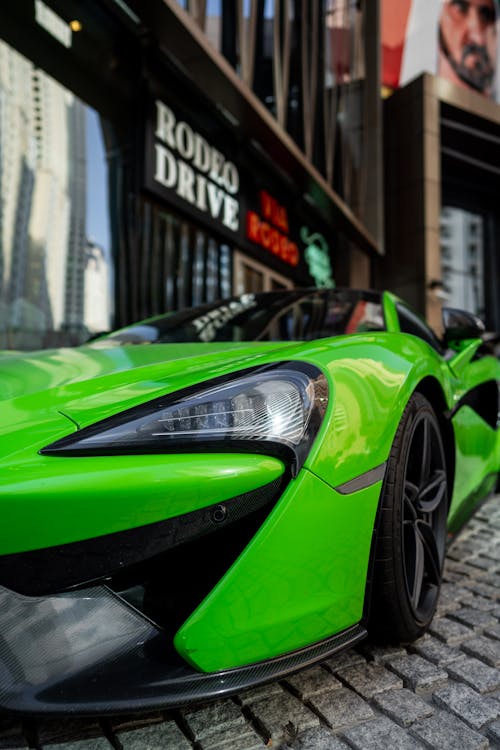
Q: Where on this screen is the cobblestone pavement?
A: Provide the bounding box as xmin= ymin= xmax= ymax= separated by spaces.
xmin=1 ymin=496 xmax=500 ymax=750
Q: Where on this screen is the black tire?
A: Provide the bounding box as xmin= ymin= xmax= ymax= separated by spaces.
xmin=369 ymin=392 xmax=448 ymax=643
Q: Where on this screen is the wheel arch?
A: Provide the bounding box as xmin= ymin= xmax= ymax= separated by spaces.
xmin=413 ymin=376 xmax=455 ymax=509
xmin=363 ymin=376 xmax=454 ymax=626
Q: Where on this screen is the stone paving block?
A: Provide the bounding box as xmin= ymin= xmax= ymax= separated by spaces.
xmin=284 ymin=666 xmax=342 ymax=700
xmin=439 ymin=582 xmax=474 ymax=604
xmin=386 ymin=654 xmax=448 ymax=694
xmin=280 ymin=726 xmax=350 ymax=749
xmin=467 ymin=594 xmax=498 ymax=611
xmin=436 ymin=597 xmax=461 ymax=616
xmin=410 ymin=710 xmax=488 ymax=750
xmin=444 ymin=559 xmax=483 ymax=579
xmin=199 ymin=725 xmax=264 ymax=750
xmin=449 ymin=606 xmax=497 ymax=630
xmin=39 ymin=719 xmax=110 ymax=746
xmin=238 ymin=682 xmax=285 ymax=706
xmin=342 ymin=716 xmax=424 ymax=750
xmin=467 ymin=556 xmax=495 ymax=572
xmin=442 ymin=568 xmax=466 ymax=584
xmin=485 ymin=622 xmax=500 ymax=641
xmin=487 ymin=720 xmax=500 ymax=744
xmin=336 ymin=662 xmax=403 ymax=699
xmin=309 ymin=687 xmax=374 ymax=731
xmin=447 ymin=654 xmax=500 ymax=693
xmin=429 ymin=616 xmax=475 ymax=645
xmin=359 ymin=643 xmax=407 ymax=663
xmin=118 ymin=723 xmax=192 ymax=750
xmin=182 ymin=701 xmax=246 ymax=741
xmin=462 ymin=634 xmax=500 ymax=667
xmin=487 ymin=573 xmax=500 ymax=589
xmin=43 ymin=740 xmax=111 ymax=750
xmin=410 ymin=634 xmax=462 ymax=666
xmin=433 ymin=683 xmax=500 ymax=730
xmin=322 ymin=649 xmax=366 ymax=674
xmin=373 ymin=688 xmax=434 ymax=727
xmin=247 ymin=692 xmax=319 ymax=744
xmin=462 ymin=579 xmax=500 ymax=600
xmin=482 ymin=545 xmax=500 ymax=562
xmin=447 ymin=543 xmax=478 ymax=562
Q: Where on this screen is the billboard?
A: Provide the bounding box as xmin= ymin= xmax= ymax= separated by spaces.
xmin=382 ymin=0 xmax=500 ymax=102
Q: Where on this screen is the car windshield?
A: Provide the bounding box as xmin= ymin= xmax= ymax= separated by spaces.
xmin=97 ymin=289 xmax=385 ymax=345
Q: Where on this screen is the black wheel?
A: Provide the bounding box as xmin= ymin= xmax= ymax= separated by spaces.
xmin=369 ymin=392 xmax=448 ymax=643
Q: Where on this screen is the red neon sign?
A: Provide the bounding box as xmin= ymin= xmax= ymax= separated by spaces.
xmin=245 ymin=190 xmax=298 ymax=266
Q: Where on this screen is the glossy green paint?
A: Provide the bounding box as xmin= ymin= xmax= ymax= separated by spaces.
xmin=449 ymin=405 xmax=499 ymax=531
xmin=1 ymin=292 xmax=499 ymax=673
xmin=175 ymin=469 xmax=383 ymax=671
xmin=299 ymin=334 xmax=447 ymax=488
xmin=0 ymin=342 xmax=299 ymax=443
xmin=0 ymin=453 xmax=285 ymax=554
xmin=1 ymin=331 xmax=497 ymax=552
xmin=447 ymin=340 xmax=482 ymax=378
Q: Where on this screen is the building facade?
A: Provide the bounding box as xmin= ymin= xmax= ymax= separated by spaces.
xmin=380 ymin=0 xmax=500 ymax=332
xmin=0 ymin=0 xmax=382 ymax=350
xmin=1 ymin=2 xmax=498 ymax=350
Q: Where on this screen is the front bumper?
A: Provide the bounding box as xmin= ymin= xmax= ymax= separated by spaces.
xmin=0 ymin=582 xmax=365 ymax=715
xmin=0 ymin=464 xmax=384 ymax=715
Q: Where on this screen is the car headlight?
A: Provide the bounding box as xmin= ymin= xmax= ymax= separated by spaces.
xmin=41 ymin=363 xmax=328 ymax=474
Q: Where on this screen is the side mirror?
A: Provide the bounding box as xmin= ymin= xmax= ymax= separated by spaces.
xmin=442 ymin=307 xmax=485 ymax=346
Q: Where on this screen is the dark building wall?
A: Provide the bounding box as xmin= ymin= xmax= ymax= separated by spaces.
xmin=380 ymin=72 xmax=500 ymax=333
xmin=0 ymin=0 xmax=382 ymax=348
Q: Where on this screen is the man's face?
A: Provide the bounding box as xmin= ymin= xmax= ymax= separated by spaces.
xmin=439 ymin=0 xmax=497 ymax=94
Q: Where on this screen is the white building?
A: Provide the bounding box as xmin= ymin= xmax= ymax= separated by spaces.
xmin=84 ymin=241 xmax=111 ymax=334
xmin=0 ymin=41 xmax=87 ymax=344
xmin=440 ymin=207 xmax=485 ymax=317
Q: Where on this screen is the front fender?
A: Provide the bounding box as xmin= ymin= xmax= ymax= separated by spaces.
xmin=298 ymin=334 xmax=453 ymax=490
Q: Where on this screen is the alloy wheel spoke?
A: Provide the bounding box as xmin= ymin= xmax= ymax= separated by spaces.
xmin=416 ymin=470 xmax=447 ymax=514
xmin=404 ymin=480 xmax=419 ymax=520
xmin=416 ymin=521 xmax=441 ymax=585
xmin=407 ymin=522 xmax=425 ymax=608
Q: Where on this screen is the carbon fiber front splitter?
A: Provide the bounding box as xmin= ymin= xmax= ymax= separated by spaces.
xmin=0 ymin=583 xmax=366 ymax=716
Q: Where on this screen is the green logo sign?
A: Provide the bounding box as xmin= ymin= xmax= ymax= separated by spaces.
xmin=301 ymin=228 xmax=334 ymax=288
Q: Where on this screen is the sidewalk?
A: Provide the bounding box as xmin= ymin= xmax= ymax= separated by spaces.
xmin=1 ymin=495 xmax=500 ymax=750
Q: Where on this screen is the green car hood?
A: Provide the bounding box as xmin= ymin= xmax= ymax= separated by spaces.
xmin=0 ymin=341 xmax=299 ymax=459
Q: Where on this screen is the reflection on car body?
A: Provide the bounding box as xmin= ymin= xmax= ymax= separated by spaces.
xmin=0 ymin=288 xmax=498 ymax=715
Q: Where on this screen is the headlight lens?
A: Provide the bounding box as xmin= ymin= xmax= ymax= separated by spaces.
xmin=42 ymin=363 xmax=328 ymax=473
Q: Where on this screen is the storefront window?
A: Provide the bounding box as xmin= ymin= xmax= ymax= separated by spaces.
xmin=325 ymin=0 xmax=366 ymax=208
xmin=440 ymin=206 xmax=485 ymax=317
xmin=0 ymin=41 xmax=112 ymax=350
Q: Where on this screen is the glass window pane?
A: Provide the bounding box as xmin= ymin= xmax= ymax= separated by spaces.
xmin=0 ymin=40 xmax=113 ymax=349
xmin=440 ymin=206 xmax=485 ymax=318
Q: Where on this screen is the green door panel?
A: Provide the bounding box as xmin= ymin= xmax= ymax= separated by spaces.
xmin=447 ymin=340 xmax=482 ymax=378
xmin=174 ymin=468 xmax=382 ymax=672
xmin=0 ymin=454 xmax=284 ymax=554
xmin=448 ymin=406 xmax=499 ymax=531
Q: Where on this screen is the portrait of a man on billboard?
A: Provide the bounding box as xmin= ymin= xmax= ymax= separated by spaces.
xmin=439 ymin=0 xmax=498 ymax=95
xmin=382 ymin=0 xmax=500 ymax=102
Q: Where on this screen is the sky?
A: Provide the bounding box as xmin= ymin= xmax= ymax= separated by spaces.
xmin=85 ymin=106 xmax=111 ymax=259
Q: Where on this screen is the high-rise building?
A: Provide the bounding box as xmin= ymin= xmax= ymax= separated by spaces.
xmin=0 ymin=36 xmax=105 ymax=348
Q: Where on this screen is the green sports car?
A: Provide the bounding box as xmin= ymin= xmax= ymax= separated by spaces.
xmin=0 ymin=288 xmax=499 ymax=715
